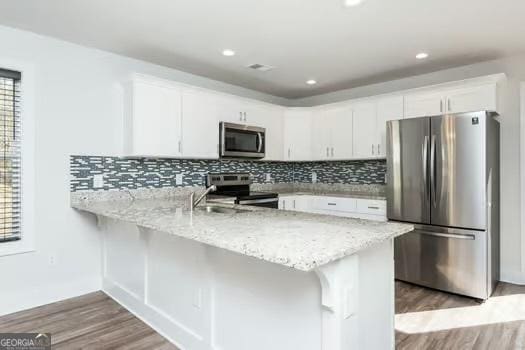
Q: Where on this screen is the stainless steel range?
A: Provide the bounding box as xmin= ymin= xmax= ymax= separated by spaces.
xmin=386 ymin=111 xmax=500 ymax=299
xmin=206 ymin=173 xmax=279 ymax=209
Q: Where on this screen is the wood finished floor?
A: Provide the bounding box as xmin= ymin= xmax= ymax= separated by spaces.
xmin=0 ymin=292 xmax=178 ymax=349
xmin=395 ymin=281 xmax=525 ymax=350
xmin=2 ymin=283 xmax=525 ymax=349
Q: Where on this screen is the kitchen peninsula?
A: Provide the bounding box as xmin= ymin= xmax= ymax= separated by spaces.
xmin=72 ymin=188 xmax=412 ymax=350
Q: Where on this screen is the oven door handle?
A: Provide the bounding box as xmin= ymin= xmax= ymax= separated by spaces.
xmin=257 ymin=132 xmax=263 ymax=153
xmin=238 ymin=198 xmax=278 ymax=205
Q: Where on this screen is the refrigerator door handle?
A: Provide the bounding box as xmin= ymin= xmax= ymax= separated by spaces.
xmin=430 ymin=135 xmax=437 ymax=207
xmin=422 ymin=135 xmax=429 ymax=205
xmin=418 ymin=230 xmax=475 ymax=240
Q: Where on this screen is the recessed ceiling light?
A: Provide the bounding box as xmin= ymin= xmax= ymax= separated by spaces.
xmin=306 ymin=79 xmax=317 ymax=85
xmin=344 ymin=0 xmax=363 ymax=7
xmin=416 ymin=52 xmax=429 ymax=60
xmin=222 ymin=49 xmax=235 ymax=57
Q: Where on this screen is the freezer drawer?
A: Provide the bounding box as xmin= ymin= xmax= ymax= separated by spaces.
xmin=395 ymin=225 xmax=489 ymax=299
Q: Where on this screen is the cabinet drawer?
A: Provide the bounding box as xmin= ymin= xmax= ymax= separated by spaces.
xmin=312 ymin=197 xmax=357 ymax=213
xmin=356 ymin=199 xmax=386 ymax=215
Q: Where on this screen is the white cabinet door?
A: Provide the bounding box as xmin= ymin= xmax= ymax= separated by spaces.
xmin=215 ymin=94 xmax=245 ymax=124
xmin=283 ymin=109 xmax=313 ymax=161
xmin=311 ymin=109 xmax=332 ymax=160
xmin=376 ymin=95 xmax=404 ymax=157
xmin=328 ymin=106 xmax=353 ymax=160
xmin=181 ymin=89 xmax=220 ymax=159
xmin=352 ymin=102 xmax=377 ymax=158
xmin=278 ymin=197 xmax=288 ymax=210
xmin=292 ymin=196 xmax=311 ymax=212
xmin=404 ymin=91 xmax=444 ymax=118
xmin=261 ymin=105 xmax=285 ymax=161
xmin=445 ymin=84 xmax=497 ymax=114
xmin=127 ymin=79 xmax=182 ymax=157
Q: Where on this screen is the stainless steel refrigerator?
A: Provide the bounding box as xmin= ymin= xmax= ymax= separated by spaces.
xmin=386 ymin=111 xmax=499 ymax=299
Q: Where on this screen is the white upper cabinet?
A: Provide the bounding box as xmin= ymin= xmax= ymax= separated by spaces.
xmin=259 ymin=105 xmax=285 ymax=161
xmin=376 ymin=95 xmax=404 ymax=157
xmin=311 ymin=108 xmax=332 ymax=160
xmin=124 ymin=77 xmax=183 ymax=157
xmin=312 ymin=105 xmax=353 ymax=160
xmin=405 ymin=83 xmax=498 ymax=118
xmin=404 ymin=91 xmax=445 ymax=118
xmin=215 ymin=94 xmax=245 ymax=124
xmin=124 ymin=73 xmax=502 ymax=160
xmin=283 ymin=109 xmax=313 ymax=161
xmin=445 ymin=84 xmax=497 ymax=114
xmin=329 ymin=107 xmax=353 ymax=160
xmin=352 ymin=102 xmax=378 ymax=158
xmin=181 ymin=89 xmax=220 ymax=159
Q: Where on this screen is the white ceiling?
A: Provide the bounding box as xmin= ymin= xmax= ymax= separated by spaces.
xmin=0 ymin=0 xmax=524 ymax=99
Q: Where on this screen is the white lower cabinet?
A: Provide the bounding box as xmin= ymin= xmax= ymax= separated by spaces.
xmin=279 ymin=195 xmax=386 ymax=221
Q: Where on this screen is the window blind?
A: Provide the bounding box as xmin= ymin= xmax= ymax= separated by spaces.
xmin=0 ymin=69 xmax=21 ymax=242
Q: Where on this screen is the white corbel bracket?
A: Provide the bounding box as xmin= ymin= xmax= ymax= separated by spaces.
xmin=315 ymin=255 xmax=359 ymax=350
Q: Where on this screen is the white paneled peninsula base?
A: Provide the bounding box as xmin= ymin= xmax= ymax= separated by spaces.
xmin=73 ymin=192 xmax=412 ymax=350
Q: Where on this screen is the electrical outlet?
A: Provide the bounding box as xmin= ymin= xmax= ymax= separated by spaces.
xmin=265 ymin=173 xmax=272 ymax=182
xmin=312 ymin=172 xmax=317 ymax=184
xmin=176 ymin=173 xmax=183 ymax=185
xmin=93 ymin=174 xmax=104 ymax=188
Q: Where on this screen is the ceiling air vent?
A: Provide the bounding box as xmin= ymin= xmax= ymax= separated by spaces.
xmin=247 ymin=63 xmax=274 ymax=72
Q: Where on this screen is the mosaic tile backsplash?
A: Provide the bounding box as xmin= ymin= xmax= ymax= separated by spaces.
xmin=70 ymin=156 xmax=386 ymax=192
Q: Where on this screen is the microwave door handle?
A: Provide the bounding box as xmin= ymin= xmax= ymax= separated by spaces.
xmin=257 ymin=133 xmax=263 ymax=153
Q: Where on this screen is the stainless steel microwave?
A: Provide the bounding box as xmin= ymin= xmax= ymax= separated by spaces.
xmin=220 ymin=122 xmax=266 ymax=159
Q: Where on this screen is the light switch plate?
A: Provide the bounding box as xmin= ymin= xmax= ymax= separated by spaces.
xmin=312 ymin=172 xmax=317 ymax=184
xmin=93 ymin=174 xmax=104 ymax=188
xmin=265 ymin=173 xmax=272 ymax=182
xmin=176 ymin=173 xmax=183 ymax=185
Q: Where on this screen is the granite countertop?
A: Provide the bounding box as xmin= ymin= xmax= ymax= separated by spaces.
xmin=72 ymin=190 xmax=411 ymax=272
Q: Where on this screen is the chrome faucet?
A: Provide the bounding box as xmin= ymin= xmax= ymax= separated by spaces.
xmin=190 ymin=185 xmax=217 ymax=210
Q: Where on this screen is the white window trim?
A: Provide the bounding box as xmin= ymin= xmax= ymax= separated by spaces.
xmin=0 ymin=58 xmax=35 ymax=257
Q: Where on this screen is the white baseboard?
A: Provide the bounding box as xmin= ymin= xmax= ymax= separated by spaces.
xmin=500 ymin=270 xmax=525 ymax=285
xmin=0 ymin=276 xmax=101 ymax=316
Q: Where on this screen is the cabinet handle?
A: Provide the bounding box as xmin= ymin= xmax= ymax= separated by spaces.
xmin=447 ymin=99 xmax=451 ymax=112
xmin=440 ymin=100 xmax=443 ymax=113
xmin=372 ymin=144 xmax=375 ymax=155
xmin=288 ymin=148 xmax=291 ymax=159
xmin=178 ymin=141 xmax=182 ymax=153
xmin=378 ymin=144 xmax=380 ymax=155
xmin=282 ymin=200 xmax=286 ymax=210
xmin=240 ymin=112 xmax=243 ymax=121
xmin=327 ymin=203 xmax=337 ymax=206
xmin=293 ymin=200 xmax=296 ymax=209
xmin=368 ymin=206 xmax=380 ymax=210
xmin=331 ymin=147 xmax=334 ymax=157
xmin=244 ymin=112 xmax=247 ymax=121
xmin=326 ymin=147 xmax=329 ymax=157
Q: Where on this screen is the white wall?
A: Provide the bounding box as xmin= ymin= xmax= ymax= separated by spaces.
xmin=295 ymin=54 xmax=525 ymax=284
xmin=0 ymin=25 xmax=288 ymax=316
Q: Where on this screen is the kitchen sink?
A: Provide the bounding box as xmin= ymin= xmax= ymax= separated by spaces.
xmin=196 ymin=205 xmax=249 ymax=214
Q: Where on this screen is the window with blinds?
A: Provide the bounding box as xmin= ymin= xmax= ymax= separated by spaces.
xmin=0 ymin=69 xmax=21 ymax=243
